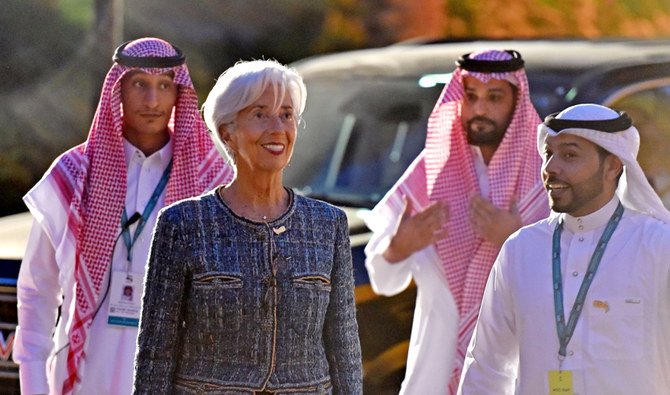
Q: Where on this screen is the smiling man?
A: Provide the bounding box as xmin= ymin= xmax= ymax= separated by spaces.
xmin=364 ymin=49 xmax=549 ymax=394
xmin=459 ymin=104 xmax=670 ymax=394
xmin=12 ymin=37 xmax=233 ymax=395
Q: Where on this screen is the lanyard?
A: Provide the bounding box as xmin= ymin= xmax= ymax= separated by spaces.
xmin=121 ymin=159 xmax=172 ymax=262
xmin=552 ymin=202 xmax=623 ymax=363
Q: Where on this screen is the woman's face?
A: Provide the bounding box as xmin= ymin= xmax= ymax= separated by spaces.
xmin=223 ymin=86 xmax=297 ymax=175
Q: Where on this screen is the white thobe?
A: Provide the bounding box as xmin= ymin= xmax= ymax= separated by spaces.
xmin=14 ymin=139 xmax=173 ymax=395
xmin=459 ymin=197 xmax=670 ymax=394
xmin=364 ymin=146 xmax=489 ymax=394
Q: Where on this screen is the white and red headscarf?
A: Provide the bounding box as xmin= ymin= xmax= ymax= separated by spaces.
xmin=368 ymin=49 xmax=548 ymax=393
xmin=23 ymin=37 xmax=233 ymax=394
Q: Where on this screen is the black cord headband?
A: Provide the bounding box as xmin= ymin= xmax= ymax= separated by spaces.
xmin=544 ymin=110 xmax=633 ymax=133
xmin=455 ymin=50 xmax=524 ymax=72
xmin=113 ymin=40 xmax=186 ymax=68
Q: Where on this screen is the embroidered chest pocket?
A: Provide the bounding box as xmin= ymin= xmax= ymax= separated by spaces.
xmin=188 ymin=272 xmax=244 ymax=335
xmin=192 ymin=273 xmax=243 ymax=289
xmin=289 ymin=275 xmax=332 ymax=336
xmin=587 ymin=297 xmax=644 ymax=360
xmin=292 ymin=275 xmax=332 ymax=291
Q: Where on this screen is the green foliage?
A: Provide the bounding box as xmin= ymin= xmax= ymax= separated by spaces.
xmin=59 ymin=0 xmax=94 ymax=26
xmin=0 ymin=0 xmax=85 ymax=92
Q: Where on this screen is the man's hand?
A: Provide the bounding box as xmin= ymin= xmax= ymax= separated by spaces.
xmin=383 ymin=197 xmax=449 ymax=263
xmin=468 ymin=195 xmax=522 ymax=247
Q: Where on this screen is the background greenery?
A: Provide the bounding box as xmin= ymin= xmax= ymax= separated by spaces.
xmin=2 ymin=0 xmax=670 ymax=216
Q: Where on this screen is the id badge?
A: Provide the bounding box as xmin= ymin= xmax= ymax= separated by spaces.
xmin=548 ymin=370 xmax=573 ymax=394
xmin=107 ymin=271 xmax=144 ymax=327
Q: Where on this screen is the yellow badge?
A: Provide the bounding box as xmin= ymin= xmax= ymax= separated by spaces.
xmin=548 ymin=370 xmax=573 ymax=394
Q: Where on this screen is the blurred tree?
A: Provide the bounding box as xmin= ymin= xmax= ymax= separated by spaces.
xmin=0 ymin=1 xmax=85 ymax=92
xmin=3 ymin=0 xmax=670 ymax=217
xmin=0 ymin=0 xmax=90 ymax=216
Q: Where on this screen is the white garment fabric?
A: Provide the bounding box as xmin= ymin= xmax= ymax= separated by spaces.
xmin=364 ymin=147 xmax=488 ymax=394
xmin=459 ymin=197 xmax=670 ymax=394
xmin=14 ymin=139 xmax=173 ymax=395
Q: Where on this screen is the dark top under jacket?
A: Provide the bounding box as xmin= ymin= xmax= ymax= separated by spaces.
xmin=133 ymin=188 xmax=362 ymax=395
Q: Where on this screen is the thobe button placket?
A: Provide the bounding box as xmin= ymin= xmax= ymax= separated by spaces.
xmin=578 ymin=236 xmax=585 ymax=242
xmin=572 ymin=271 xmax=579 ymax=277
xmin=568 ymin=350 xmax=575 ymax=356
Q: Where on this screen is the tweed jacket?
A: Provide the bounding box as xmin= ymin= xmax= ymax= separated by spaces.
xmin=133 ymin=188 xmax=362 ymax=394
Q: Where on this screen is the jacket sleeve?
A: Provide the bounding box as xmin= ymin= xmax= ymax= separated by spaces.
xmin=324 ymin=210 xmax=363 ymax=394
xmin=133 ymin=207 xmax=187 ymax=394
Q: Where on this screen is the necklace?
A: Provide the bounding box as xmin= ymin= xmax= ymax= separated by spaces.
xmin=218 ymin=186 xmax=287 ymax=222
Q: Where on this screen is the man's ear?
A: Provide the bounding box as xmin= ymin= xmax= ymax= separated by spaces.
xmin=605 ymin=155 xmax=624 ymax=181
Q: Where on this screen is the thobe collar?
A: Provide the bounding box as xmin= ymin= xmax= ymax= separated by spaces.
xmin=561 ymin=195 xmax=620 ymax=234
xmin=122 ymin=137 xmax=173 ymax=169
xmin=470 ymin=145 xmax=490 ymax=197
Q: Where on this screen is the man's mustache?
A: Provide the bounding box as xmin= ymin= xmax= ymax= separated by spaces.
xmin=543 ymin=176 xmax=569 ymax=188
xmin=467 ymin=116 xmax=496 ymax=127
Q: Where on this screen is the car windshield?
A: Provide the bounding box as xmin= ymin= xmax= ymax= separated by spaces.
xmin=284 ymin=76 xmax=443 ymax=208
xmin=284 ymin=70 xmax=575 ymax=208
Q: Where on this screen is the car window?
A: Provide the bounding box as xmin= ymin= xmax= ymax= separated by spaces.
xmin=285 ymin=76 xmax=444 ymax=208
xmin=608 ymin=82 xmax=670 ymax=206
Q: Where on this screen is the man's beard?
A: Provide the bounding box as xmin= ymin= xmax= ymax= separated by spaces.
xmin=466 ymin=116 xmax=506 ymax=146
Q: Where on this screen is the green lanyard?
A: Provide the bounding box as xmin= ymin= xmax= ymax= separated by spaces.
xmin=551 ymin=202 xmax=623 ymax=362
xmin=121 ymin=159 xmax=172 ymax=262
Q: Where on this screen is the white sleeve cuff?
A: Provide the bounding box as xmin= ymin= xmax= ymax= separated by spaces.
xmin=365 ymin=235 xmax=414 ymax=295
xmin=19 ymin=360 xmax=49 ymax=395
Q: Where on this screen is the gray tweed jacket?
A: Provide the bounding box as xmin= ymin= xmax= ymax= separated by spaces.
xmin=133 ymin=188 xmax=362 ymax=394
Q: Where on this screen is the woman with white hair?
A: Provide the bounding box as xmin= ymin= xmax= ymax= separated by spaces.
xmin=133 ymin=60 xmax=363 ymax=394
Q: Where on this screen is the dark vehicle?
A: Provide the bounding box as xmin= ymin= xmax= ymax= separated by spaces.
xmin=3 ymin=39 xmax=670 ymax=393
xmin=284 ymin=39 xmax=670 ymax=393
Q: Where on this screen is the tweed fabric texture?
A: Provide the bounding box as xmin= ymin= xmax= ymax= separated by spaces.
xmin=133 ymin=189 xmax=362 ymax=394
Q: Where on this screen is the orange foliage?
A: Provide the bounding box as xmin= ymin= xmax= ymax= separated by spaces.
xmin=317 ymin=0 xmax=670 ymax=52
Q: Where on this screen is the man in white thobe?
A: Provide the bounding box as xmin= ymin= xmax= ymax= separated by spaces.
xmin=13 ymin=38 xmax=232 ymax=394
xmin=365 ymin=49 xmax=549 ymax=393
xmin=459 ymin=103 xmax=670 ymax=394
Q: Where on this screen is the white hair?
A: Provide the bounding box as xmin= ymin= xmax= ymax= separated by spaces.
xmin=201 ymin=59 xmax=307 ymax=164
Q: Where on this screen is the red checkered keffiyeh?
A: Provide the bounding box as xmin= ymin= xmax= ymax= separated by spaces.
xmin=25 ymin=38 xmax=233 ymax=394
xmin=371 ymin=49 xmax=548 ymax=393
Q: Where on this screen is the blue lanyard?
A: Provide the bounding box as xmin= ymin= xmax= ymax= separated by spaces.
xmin=552 ymin=202 xmax=623 ymax=361
xmin=121 ymin=159 xmax=172 ymax=262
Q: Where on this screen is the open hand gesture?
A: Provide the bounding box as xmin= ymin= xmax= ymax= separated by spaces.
xmin=468 ymin=195 xmax=522 ymax=247
xmin=383 ymin=197 xmax=449 ymax=263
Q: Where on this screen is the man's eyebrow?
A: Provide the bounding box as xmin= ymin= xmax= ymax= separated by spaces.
xmin=559 ymin=141 xmax=582 ymax=149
